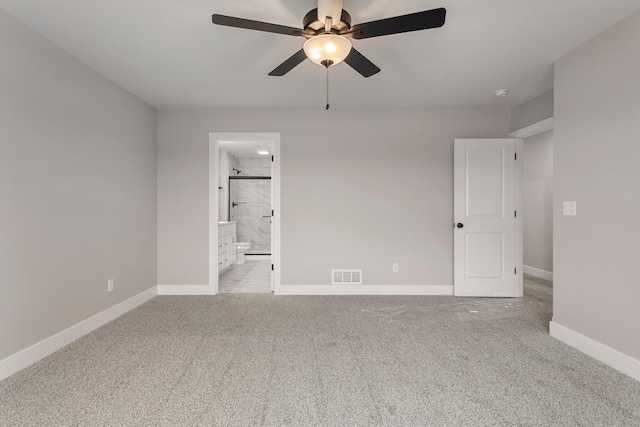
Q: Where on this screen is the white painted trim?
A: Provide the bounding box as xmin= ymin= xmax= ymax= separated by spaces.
xmin=209 ymin=133 xmax=281 ymax=296
xmin=509 ymin=117 xmax=554 ymax=294
xmin=515 ymin=138 xmax=524 ymax=297
xmin=209 ymin=135 xmax=220 ymax=295
xmin=275 ymin=285 xmax=453 ymax=296
xmin=550 ymin=321 xmax=640 ymax=382
xmin=0 ymin=286 xmax=157 ymax=382
xmin=157 ymin=285 xmax=214 ymax=295
xmin=509 ymin=117 xmax=554 ymax=139
xmin=271 ymin=136 xmax=282 ymax=295
xmin=523 ymin=265 xmax=554 ymax=281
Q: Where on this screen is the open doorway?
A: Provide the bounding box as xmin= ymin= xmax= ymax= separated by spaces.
xmin=220 ymin=144 xmax=272 ymax=293
xmin=209 ymin=133 xmax=281 ymax=295
xmin=510 ymin=119 xmax=554 ymax=317
xmin=522 ymin=129 xmax=554 ymax=282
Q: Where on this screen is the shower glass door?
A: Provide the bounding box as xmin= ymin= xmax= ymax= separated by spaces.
xmin=229 ymin=177 xmax=271 ymax=255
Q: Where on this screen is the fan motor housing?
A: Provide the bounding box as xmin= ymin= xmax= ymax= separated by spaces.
xmin=303 ymin=8 xmax=352 ymax=35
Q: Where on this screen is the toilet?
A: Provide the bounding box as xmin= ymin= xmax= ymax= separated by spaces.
xmin=235 ymin=242 xmax=251 ymax=264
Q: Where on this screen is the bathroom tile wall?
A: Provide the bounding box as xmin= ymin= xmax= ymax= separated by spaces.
xmin=229 ymin=153 xmax=239 ymax=177
xmin=228 ymin=156 xmax=271 ymax=254
xmin=230 ymin=157 xmax=271 ymax=177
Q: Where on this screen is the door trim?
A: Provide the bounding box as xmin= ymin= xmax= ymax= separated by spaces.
xmin=509 ymin=117 xmax=554 ymax=139
xmin=209 ymin=132 xmax=281 ymax=295
xmin=515 ymin=139 xmax=524 ymax=296
xmin=510 ymin=116 xmax=554 ymax=295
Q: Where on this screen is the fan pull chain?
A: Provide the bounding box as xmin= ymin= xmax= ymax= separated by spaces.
xmin=326 ymin=66 xmax=330 ymax=110
xmin=320 ymin=60 xmax=333 ymax=110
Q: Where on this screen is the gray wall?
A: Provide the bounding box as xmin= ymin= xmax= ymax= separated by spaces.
xmin=523 ymin=130 xmax=554 ymax=273
xmin=554 ymin=10 xmax=640 ymax=360
xmin=157 ymin=109 xmax=509 ymax=286
xmin=510 ymin=90 xmax=554 ymax=132
xmin=0 ymin=11 xmax=158 ymax=360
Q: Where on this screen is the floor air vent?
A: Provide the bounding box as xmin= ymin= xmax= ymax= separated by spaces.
xmin=332 ymin=270 xmax=362 ymax=285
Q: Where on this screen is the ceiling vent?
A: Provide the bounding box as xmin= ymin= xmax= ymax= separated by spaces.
xmin=332 ymin=269 xmax=362 ymax=285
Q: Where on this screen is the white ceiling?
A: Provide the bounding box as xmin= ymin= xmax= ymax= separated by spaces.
xmin=2 ymin=0 xmax=639 ymax=110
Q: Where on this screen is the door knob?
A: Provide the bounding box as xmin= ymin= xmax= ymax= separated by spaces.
xmin=456 ymin=223 xmax=464 ymax=228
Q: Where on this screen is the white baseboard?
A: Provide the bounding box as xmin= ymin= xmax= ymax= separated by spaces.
xmin=157 ymin=284 xmax=214 ymax=295
xmin=0 ymin=286 xmax=158 ymax=382
xmin=524 ymin=265 xmax=553 ymax=281
xmin=275 ymin=284 xmax=453 ymax=296
xmin=550 ymin=321 xmax=640 ymax=382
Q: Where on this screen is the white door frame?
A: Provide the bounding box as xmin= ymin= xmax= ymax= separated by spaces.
xmin=509 ymin=117 xmax=554 ymax=140
xmin=509 ymin=117 xmax=554 ymax=286
xmin=209 ymin=132 xmax=281 ymax=295
xmin=515 ymin=138 xmax=524 ymax=296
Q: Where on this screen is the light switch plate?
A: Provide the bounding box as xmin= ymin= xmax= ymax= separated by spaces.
xmin=563 ymin=201 xmax=577 ymax=216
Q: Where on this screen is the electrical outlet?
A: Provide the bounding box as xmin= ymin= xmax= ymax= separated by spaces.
xmin=107 ymin=279 xmax=114 ymax=292
xmin=563 ymin=201 xmax=577 ymax=216
xmin=392 ymin=263 xmax=399 ymax=273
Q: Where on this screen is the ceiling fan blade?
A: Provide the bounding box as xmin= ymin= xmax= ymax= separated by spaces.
xmin=212 ymin=14 xmax=307 ymax=37
xmin=317 ymin=0 xmax=343 ymax=25
xmin=351 ymin=8 xmax=446 ymax=40
xmin=268 ymin=49 xmax=308 ymax=76
xmin=344 ymin=48 xmax=380 ymax=78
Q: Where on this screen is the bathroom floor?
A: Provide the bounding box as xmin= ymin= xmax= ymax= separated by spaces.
xmin=219 ymin=259 xmax=271 ymax=293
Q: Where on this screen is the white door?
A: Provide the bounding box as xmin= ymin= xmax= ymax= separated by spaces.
xmin=454 ymin=139 xmax=517 ymax=297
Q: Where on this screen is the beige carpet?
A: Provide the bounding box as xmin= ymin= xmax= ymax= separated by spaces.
xmin=1 ymin=276 xmax=639 ymax=426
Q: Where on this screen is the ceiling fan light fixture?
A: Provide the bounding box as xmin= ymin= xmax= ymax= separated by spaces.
xmin=303 ymin=34 xmax=352 ymax=66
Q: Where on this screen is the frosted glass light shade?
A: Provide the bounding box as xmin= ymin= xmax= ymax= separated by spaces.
xmin=303 ymin=34 xmax=352 ymax=66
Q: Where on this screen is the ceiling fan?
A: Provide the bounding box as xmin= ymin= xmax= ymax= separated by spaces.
xmin=212 ymin=0 xmax=446 ymax=78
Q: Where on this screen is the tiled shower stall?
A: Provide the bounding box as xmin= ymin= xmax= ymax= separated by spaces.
xmin=229 ymin=156 xmax=271 ymax=254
